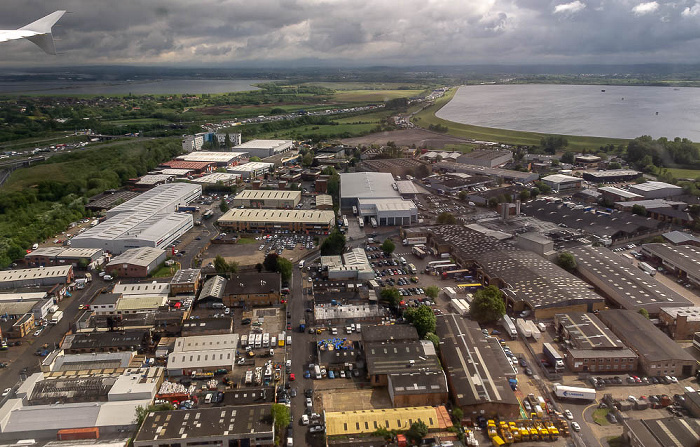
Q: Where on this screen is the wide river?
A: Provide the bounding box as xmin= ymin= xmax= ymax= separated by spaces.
xmin=0 ymin=79 xmax=265 ymax=95
xmin=436 ymin=84 xmax=700 ymax=140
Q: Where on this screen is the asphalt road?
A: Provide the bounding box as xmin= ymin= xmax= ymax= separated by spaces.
xmin=274 ymin=244 xmax=337 ymax=447
xmin=0 ymin=278 xmax=104 ymax=392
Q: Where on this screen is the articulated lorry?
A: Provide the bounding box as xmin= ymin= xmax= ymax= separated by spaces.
xmin=552 ymin=384 xmax=596 ymax=401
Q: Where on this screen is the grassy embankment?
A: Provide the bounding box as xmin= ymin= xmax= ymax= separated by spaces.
xmin=411 ymin=88 xmax=629 ymax=152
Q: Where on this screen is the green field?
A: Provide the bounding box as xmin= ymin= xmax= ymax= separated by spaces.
xmin=151 ymin=262 xmax=180 ymax=278
xmin=237 ymin=237 xmax=258 ymax=245
xmin=251 ymin=109 xmax=393 ymax=140
xmin=332 ymin=89 xmax=423 ymax=103
xmin=305 ymin=82 xmax=427 ymax=91
xmin=667 ymin=167 xmax=700 ymax=180
xmin=412 ymin=88 xmax=629 ymax=152
xmin=105 ymin=118 xmax=170 ymax=125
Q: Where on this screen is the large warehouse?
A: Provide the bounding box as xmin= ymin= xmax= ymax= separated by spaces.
xmin=629 ymin=181 xmax=684 ymax=199
xmin=541 ymin=174 xmax=582 ymax=192
xmin=105 ymin=247 xmax=167 ymax=278
xmin=570 ymin=245 xmax=692 ymax=315
xmin=231 ymin=190 xmax=301 ymax=208
xmin=233 ymin=139 xmax=293 ymax=158
xmin=104 ymin=183 xmax=201 ymax=219
xmin=0 ymin=266 xmax=74 ymax=290
xmin=642 ymin=243 xmax=700 ymax=286
xmin=428 ymin=226 xmax=605 ymax=318
xmin=340 ymin=172 xmax=418 ymax=226
xmin=217 ymin=209 xmax=335 ymax=234
xmin=71 ymin=184 xmax=200 ymax=254
xmin=226 ymin=161 xmax=275 ymax=179
xmin=581 ymin=169 xmax=642 ymax=183
xmin=456 ymin=149 xmax=513 ymax=168
xmin=437 ymin=314 xmax=520 ymax=418
xmin=176 ymin=151 xmax=247 ymax=167
xmin=598 ymin=309 xmax=697 ymax=377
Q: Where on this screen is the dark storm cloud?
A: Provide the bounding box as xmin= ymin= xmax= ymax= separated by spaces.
xmin=0 ymin=0 xmax=699 ymax=66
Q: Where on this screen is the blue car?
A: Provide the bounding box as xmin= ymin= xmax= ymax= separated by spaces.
xmin=304 ymin=370 xmax=311 ymax=379
xmin=328 ymin=370 xmax=335 ymax=379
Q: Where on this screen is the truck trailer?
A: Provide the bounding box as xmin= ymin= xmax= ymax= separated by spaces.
xmin=543 ymin=342 xmax=565 ymax=371
xmin=516 ymin=318 xmax=531 ymax=338
xmin=552 ymin=384 xmax=596 ymax=401
xmin=501 ymin=315 xmax=517 ymax=339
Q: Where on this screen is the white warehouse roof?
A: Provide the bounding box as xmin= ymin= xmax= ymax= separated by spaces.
xmin=340 ymin=172 xmax=400 ymax=200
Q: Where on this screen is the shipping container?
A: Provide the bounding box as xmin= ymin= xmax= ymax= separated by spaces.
xmin=57 ymin=427 xmax=99 ymax=441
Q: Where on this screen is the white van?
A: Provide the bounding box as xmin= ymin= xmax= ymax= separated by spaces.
xmin=31 ymin=243 xmax=38 ymax=250
xmin=286 ymin=335 xmax=292 ymax=345
xmin=298 ymin=260 xmax=305 ymax=269
xmin=286 ymin=437 xmax=293 ymax=447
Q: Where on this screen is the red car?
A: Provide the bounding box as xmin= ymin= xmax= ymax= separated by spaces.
xmin=289 ymin=373 xmax=295 ymax=381
xmin=287 ymin=323 xmax=292 ymax=331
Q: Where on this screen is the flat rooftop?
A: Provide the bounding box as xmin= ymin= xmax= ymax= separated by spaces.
xmin=171 ymin=268 xmax=200 ymax=285
xmin=340 ymin=172 xmax=400 ymax=200
xmin=364 ymin=340 xmax=441 ymax=376
xmin=630 ymin=181 xmax=683 ymax=192
xmin=542 ymin=174 xmax=580 ymax=183
xmin=227 ymin=161 xmax=275 ymax=172
xmin=570 ymin=245 xmax=692 ymax=313
xmin=234 ymin=139 xmax=292 ymax=150
xmin=520 ymin=200 xmax=662 ymax=239
xmin=361 ymin=324 xmax=419 ymax=344
xmin=598 ymin=309 xmax=696 ymax=364
xmin=583 ymin=169 xmax=641 ymax=179
xmin=134 ymin=405 xmax=273 ymax=443
xmin=555 ymin=312 xmax=625 ymax=350
xmin=660 ymin=307 xmax=700 ymax=322
xmin=190 ymin=173 xmax=240 ymax=184
xmin=325 ymin=406 xmax=450 ymax=437
xmin=177 ymin=151 xmax=247 ymax=163
xmin=458 ymin=149 xmax=512 ymax=161
xmin=599 ymin=186 xmax=643 ymax=199
xmin=433 ymin=161 xmax=538 ymax=181
xmin=224 ymin=272 xmax=280 ymax=295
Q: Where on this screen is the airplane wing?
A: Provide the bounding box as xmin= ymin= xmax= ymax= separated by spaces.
xmin=0 ymin=10 xmax=66 ymax=54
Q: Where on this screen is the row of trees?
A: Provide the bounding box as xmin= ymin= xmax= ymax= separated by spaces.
xmin=0 ymin=138 xmax=182 ymax=268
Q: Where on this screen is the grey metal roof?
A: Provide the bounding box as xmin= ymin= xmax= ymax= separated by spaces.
xmin=570 ymin=245 xmax=692 ymax=313
xmin=437 ymin=314 xmax=519 ymax=407
xmin=598 ymin=309 xmax=696 ymax=364
xmin=429 ymin=225 xmax=603 ymax=310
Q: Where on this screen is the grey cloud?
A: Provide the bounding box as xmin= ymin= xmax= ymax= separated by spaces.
xmin=0 ymin=0 xmax=699 ymax=66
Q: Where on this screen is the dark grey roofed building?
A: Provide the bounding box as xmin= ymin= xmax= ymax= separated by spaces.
xmin=437 ymin=314 xmax=520 ymax=418
xmin=598 ymin=309 xmax=697 ymax=377
xmin=428 ymin=225 xmax=604 ymax=318
xmin=570 ymin=245 xmax=692 ymax=315
xmin=134 ymin=405 xmax=274 ymax=447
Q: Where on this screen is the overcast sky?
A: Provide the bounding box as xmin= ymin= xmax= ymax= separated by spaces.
xmin=2 ymin=0 xmax=700 ymax=67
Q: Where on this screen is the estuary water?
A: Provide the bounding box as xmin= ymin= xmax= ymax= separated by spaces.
xmin=0 ymin=79 xmax=265 ymax=95
xmin=436 ymin=84 xmax=700 ymax=140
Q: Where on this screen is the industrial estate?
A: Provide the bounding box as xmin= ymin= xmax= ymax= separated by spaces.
xmin=1 ymin=87 xmax=700 ymax=447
